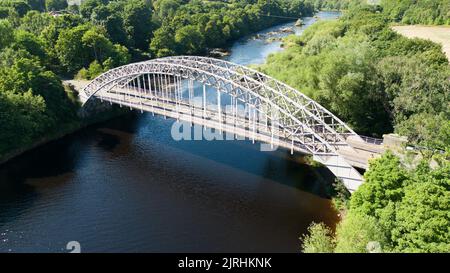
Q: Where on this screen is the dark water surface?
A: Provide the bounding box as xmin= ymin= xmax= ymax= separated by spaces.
xmin=0 ymin=11 xmax=340 ymax=253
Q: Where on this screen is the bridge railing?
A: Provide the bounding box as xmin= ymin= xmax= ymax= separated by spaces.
xmin=360 ymin=135 xmax=383 ymax=145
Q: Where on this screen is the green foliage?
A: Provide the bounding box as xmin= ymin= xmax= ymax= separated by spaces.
xmin=45 ymin=0 xmax=67 ymax=11
xmin=301 ymin=222 xmax=335 ymax=253
xmin=0 ymin=19 xmax=14 ymax=49
xmin=344 ymin=154 xmax=449 ymax=253
xmin=303 ymin=153 xmax=450 ymax=253
xmin=122 ymin=0 xmax=152 ymax=50
xmin=0 ymin=55 xmax=78 ymax=155
xmin=20 ymin=10 xmax=52 ymax=35
xmin=76 ymin=60 xmax=106 ymax=80
xmin=392 ymin=164 xmax=450 ymax=252
xmin=381 ymin=0 xmax=450 ymax=25
xmin=350 ymin=152 xmax=410 ymax=217
xmin=0 ymin=90 xmax=50 ymax=154
xmin=395 ymin=113 xmax=450 ymax=153
xmin=334 ymin=212 xmax=388 ymax=253
xmin=0 ymin=0 xmax=31 ymax=17
xmin=13 ymin=29 xmax=47 ymax=61
xmin=331 ymin=178 xmax=351 ymax=212
xmin=175 ymin=25 xmax=204 ymax=54
xmin=55 ymin=24 xmax=129 ymax=73
xmin=55 ymin=24 xmax=90 ymax=73
xmin=153 ymin=0 xmax=182 ymax=20
xmin=26 ymin=0 xmax=45 ymax=11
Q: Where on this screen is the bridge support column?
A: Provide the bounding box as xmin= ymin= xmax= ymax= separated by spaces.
xmin=252 ymin=106 xmax=256 ymax=144
xmin=127 ymin=81 xmax=132 ymax=110
xmin=151 ymin=74 xmax=155 ymax=115
xmin=175 ymin=76 xmax=180 ymax=121
xmin=230 ymin=97 xmax=235 ymax=139
xmin=217 ymin=89 xmax=222 ymax=133
xmin=156 ymin=74 xmax=161 ymax=116
xmin=270 ymin=106 xmax=274 ymax=149
xmin=164 ymin=74 xmax=168 ymax=119
xmin=188 ymin=79 xmax=194 ymax=126
xmin=146 ymin=74 xmax=153 ymax=115
xmin=231 ymin=97 xmax=237 ymax=138
xmin=203 ymin=84 xmax=206 ymax=130
xmin=137 ymin=76 xmax=143 ymax=113
xmin=177 ymin=76 xmax=181 ymax=119
xmin=142 ymin=74 xmax=148 ymax=101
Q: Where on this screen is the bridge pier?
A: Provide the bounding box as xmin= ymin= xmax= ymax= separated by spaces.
xmin=217 ymin=88 xmax=222 ymax=133
xmin=203 ymin=84 xmax=206 ymax=128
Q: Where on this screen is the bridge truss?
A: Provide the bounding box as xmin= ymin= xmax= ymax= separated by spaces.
xmin=82 ymin=56 xmax=367 ymax=192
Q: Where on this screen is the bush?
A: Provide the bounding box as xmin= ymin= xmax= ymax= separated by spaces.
xmin=301 ymin=222 xmax=335 ymax=253
xmin=334 ymin=212 xmax=388 ymax=253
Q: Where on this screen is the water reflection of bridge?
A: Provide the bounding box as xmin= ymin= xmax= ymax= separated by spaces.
xmin=79 ymin=56 xmax=384 ymax=192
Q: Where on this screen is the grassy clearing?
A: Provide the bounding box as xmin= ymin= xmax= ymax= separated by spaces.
xmin=392 ymin=25 xmax=450 ymax=60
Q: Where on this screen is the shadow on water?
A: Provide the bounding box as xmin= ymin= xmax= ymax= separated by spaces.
xmin=96 ymin=112 xmax=335 ymax=197
xmin=0 ymin=112 xmax=140 ymax=220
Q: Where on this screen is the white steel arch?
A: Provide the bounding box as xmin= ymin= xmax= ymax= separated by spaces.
xmin=82 ymin=56 xmax=365 ymax=192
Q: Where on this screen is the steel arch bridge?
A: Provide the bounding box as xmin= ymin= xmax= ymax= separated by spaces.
xmin=82 ymin=56 xmax=380 ymax=192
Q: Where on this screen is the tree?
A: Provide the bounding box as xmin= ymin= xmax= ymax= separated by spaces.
xmin=154 ymin=0 xmax=182 ymax=20
xmin=150 ymin=25 xmax=176 ymax=57
xmin=350 ymin=152 xmax=410 ymax=218
xmin=79 ymin=0 xmax=106 ymax=19
xmin=81 ymin=27 xmax=114 ymax=63
xmin=301 ymin=222 xmax=335 ymax=253
xmin=103 ymin=13 xmax=128 ymax=46
xmin=14 ymin=30 xmax=46 ymax=59
xmin=26 ymin=0 xmax=45 ymax=11
xmin=396 ymin=113 xmax=450 ymax=153
xmin=123 ymin=0 xmax=152 ymax=50
xmin=0 ymin=0 xmax=31 ymax=16
xmin=175 ymin=25 xmax=204 ymax=55
xmin=20 ymin=10 xmax=52 ymax=35
xmin=0 ymin=19 xmax=14 ymax=49
xmin=334 ymin=212 xmax=388 ymax=253
xmin=55 ymin=24 xmax=90 ymax=73
xmin=391 ymin=162 xmax=450 ymax=253
xmin=0 ymin=90 xmax=50 ymax=154
xmin=45 ymin=0 xmax=67 ymax=11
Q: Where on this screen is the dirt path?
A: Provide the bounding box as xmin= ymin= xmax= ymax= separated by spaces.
xmin=392 ymin=25 xmax=450 ymax=60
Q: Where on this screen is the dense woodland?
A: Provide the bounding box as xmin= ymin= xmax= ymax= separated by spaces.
xmin=0 ymin=0 xmax=315 ymax=157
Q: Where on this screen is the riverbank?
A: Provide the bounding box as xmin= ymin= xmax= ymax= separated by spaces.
xmin=0 ymin=105 xmax=126 ymax=165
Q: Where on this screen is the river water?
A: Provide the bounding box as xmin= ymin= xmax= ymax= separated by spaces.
xmin=0 ymin=11 xmax=340 ymax=253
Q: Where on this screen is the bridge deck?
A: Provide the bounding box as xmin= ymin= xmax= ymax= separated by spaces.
xmin=89 ymin=85 xmax=383 ymax=170
xmin=73 ymin=55 xmax=390 ymax=192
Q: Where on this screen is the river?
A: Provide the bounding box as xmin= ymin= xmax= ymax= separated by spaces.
xmin=0 ymin=11 xmax=341 ymax=253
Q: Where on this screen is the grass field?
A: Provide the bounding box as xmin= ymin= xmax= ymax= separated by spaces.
xmin=392 ymin=25 xmax=450 ymax=60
